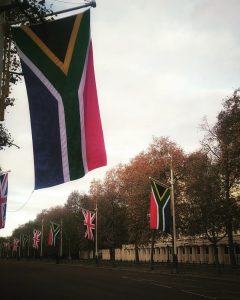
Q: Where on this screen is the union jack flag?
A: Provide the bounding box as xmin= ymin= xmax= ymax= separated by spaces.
xmin=32 ymin=229 xmax=41 ymax=249
xmin=82 ymin=209 xmax=95 ymax=240
xmin=13 ymin=238 xmax=20 ymax=252
xmin=0 ymin=173 xmax=8 ymax=229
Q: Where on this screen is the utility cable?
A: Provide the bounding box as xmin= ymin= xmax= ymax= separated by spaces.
xmin=7 ymin=189 xmax=34 ymax=212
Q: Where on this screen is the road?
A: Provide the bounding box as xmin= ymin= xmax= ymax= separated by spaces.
xmin=0 ymin=260 xmax=239 ymax=300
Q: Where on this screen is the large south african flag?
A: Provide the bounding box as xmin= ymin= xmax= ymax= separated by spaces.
xmin=12 ymin=10 xmax=107 ymax=189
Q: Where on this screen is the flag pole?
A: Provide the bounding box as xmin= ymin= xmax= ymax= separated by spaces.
xmin=0 ymin=170 xmax=11 ymax=175
xmin=44 ymin=0 xmax=96 ymax=18
xmin=9 ymin=0 xmax=96 ymax=25
xmin=18 ymin=235 xmax=21 ymax=259
xmin=95 ymin=199 xmax=98 ymax=264
xmin=150 ymin=229 xmax=156 ymax=270
xmin=169 ymin=154 xmax=178 ymax=271
xmin=149 ymin=176 xmax=170 ymax=189
xmin=40 ymin=218 xmax=43 ymax=257
xmin=60 ymin=219 xmax=63 ymax=258
xmin=27 ymin=233 xmax=30 ymax=257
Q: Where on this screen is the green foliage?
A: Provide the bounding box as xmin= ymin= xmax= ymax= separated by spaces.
xmin=0 ymin=123 xmax=19 ymax=149
xmin=6 ymin=0 xmax=52 ymax=105
xmin=0 ymin=1 xmax=52 ymax=149
xmin=180 ymin=151 xmax=226 ymax=242
xmin=200 ymin=88 xmax=240 ymax=265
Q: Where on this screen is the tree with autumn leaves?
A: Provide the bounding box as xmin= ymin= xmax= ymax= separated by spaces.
xmin=115 ymin=137 xmax=186 ymax=263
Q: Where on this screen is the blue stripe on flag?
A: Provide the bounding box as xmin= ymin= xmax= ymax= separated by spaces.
xmin=21 ymin=62 xmax=65 ymax=189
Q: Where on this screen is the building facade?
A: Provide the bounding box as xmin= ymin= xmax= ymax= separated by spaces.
xmin=84 ymin=235 xmax=240 ymax=265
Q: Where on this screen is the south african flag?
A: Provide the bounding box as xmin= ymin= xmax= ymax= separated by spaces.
xmin=12 ymin=10 xmax=107 ymax=189
xmin=149 ymin=178 xmax=171 ymax=233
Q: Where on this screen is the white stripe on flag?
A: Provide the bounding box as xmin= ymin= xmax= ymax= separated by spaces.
xmin=162 ymin=195 xmax=170 ymax=231
xmin=17 ymin=48 xmax=70 ymax=183
xmin=78 ymin=39 xmax=90 ymax=174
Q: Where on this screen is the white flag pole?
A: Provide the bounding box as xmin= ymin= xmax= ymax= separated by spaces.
xmin=60 ymin=219 xmax=63 ymax=257
xmin=18 ymin=236 xmax=21 ymax=258
xmin=27 ymin=234 xmax=30 ymax=257
xmin=95 ymin=199 xmax=98 ymax=264
xmin=40 ymin=219 xmax=43 ymax=257
xmin=169 ymin=154 xmax=178 ymax=270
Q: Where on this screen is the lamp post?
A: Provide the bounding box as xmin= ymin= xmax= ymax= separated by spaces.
xmin=40 ymin=218 xmax=43 ymax=258
xmin=68 ymin=238 xmax=71 ymax=260
xmin=95 ymin=199 xmax=98 ymax=264
xmin=167 ymin=154 xmax=178 ymax=272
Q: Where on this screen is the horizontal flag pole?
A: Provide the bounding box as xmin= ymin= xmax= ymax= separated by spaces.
xmin=6 ymin=70 xmax=23 ymax=76
xmin=149 ymin=176 xmax=170 ymax=189
xmin=0 ymin=170 xmax=11 ymax=175
xmin=42 ymin=1 xmax=96 ymax=19
xmin=81 ymin=206 xmax=96 ymax=214
xmin=9 ymin=1 xmax=96 ymax=26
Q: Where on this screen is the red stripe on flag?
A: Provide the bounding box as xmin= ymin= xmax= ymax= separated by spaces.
xmin=150 ymin=191 xmax=158 ymax=229
xmin=84 ymin=41 xmax=107 ymax=171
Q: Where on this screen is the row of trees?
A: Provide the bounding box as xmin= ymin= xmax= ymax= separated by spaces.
xmin=2 ymin=90 xmax=240 ymax=265
xmin=1 ymin=89 xmax=240 ymax=265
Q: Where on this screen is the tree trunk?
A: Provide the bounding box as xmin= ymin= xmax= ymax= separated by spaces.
xmin=212 ymin=242 xmax=221 ymax=274
xmin=110 ymin=247 xmax=115 ymax=261
xmin=224 ymin=168 xmax=236 ymax=266
xmin=134 ymin=243 xmax=139 ymax=264
xmin=150 ymin=230 xmax=156 ymax=270
xmin=213 ymin=242 xmax=219 ymax=265
xmin=87 ymin=240 xmax=90 ymax=260
xmin=226 ymin=221 xmax=236 ymax=266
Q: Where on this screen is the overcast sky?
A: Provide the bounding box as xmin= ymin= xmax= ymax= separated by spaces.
xmin=1 ymin=0 xmax=240 ymax=237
